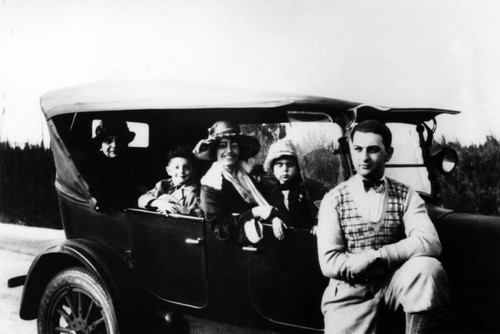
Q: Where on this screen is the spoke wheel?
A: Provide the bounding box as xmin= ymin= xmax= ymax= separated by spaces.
xmin=38 ymin=267 xmax=118 ymax=334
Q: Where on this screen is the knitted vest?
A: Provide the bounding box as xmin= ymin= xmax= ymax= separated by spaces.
xmin=336 ymin=178 xmax=408 ymax=252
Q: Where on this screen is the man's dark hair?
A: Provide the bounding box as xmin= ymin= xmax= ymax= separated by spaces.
xmin=167 ymin=145 xmax=196 ymax=165
xmin=350 ymin=120 xmax=392 ymax=150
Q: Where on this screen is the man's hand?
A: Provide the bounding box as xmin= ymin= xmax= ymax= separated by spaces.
xmin=344 ymin=250 xmax=381 ymax=283
xmin=271 ymin=217 xmax=287 ymax=240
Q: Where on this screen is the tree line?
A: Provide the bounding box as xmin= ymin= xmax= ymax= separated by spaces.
xmin=0 ymin=142 xmax=61 ymax=229
xmin=435 ymin=135 xmax=500 ymax=216
xmin=0 ymin=136 xmax=498 ymax=229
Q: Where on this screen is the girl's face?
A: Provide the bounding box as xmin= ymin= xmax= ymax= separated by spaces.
xmin=273 ymin=157 xmax=299 ymax=184
xmin=216 ymin=138 xmax=240 ymax=169
xmin=167 ymin=157 xmax=194 ymax=186
xmin=100 ymin=136 xmax=126 ymax=159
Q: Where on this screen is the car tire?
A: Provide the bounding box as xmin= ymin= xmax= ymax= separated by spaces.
xmin=38 ymin=267 xmax=119 ymax=334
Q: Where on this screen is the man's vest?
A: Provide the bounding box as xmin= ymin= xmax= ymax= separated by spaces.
xmin=336 ymin=177 xmax=408 ymax=253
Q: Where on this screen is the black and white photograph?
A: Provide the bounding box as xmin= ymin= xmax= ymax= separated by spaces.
xmin=1 ymin=1 xmax=499 ymax=333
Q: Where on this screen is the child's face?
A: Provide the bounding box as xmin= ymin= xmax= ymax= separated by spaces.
xmin=166 ymin=157 xmax=194 ymax=186
xmin=273 ymin=158 xmax=299 ymax=184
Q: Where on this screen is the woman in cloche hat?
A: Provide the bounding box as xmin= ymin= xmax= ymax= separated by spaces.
xmin=85 ymin=118 xmax=142 ymax=210
xmin=93 ymin=118 xmax=136 ymax=159
xmin=193 ymin=120 xmax=286 ymax=242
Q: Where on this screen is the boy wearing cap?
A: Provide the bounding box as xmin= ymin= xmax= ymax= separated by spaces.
xmin=138 ymin=145 xmax=201 ymax=216
xmin=262 ymin=139 xmax=317 ymax=238
xmin=317 ymin=120 xmax=448 ymax=334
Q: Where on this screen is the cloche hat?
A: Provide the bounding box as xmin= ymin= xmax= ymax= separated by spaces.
xmin=93 ymin=118 xmax=136 ymax=144
xmin=193 ymin=120 xmax=260 ymax=161
xmin=264 ymin=139 xmax=298 ymax=172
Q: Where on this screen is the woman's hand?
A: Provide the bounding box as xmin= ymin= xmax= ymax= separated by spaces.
xmin=272 ymin=217 xmax=287 ymax=240
xmin=251 ymin=205 xmax=275 ymax=221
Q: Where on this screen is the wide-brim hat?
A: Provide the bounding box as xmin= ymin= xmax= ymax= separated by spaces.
xmin=93 ymin=119 xmax=136 ymax=144
xmin=264 ymin=139 xmax=298 ymax=172
xmin=193 ymin=120 xmax=260 ymax=161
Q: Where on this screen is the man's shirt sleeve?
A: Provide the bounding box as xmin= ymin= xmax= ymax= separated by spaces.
xmin=380 ymin=187 xmax=442 ymax=267
xmin=317 ymin=190 xmax=349 ymax=279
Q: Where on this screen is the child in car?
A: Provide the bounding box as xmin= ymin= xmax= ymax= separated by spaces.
xmin=138 ymin=145 xmax=201 ymax=216
xmin=262 ymin=139 xmax=317 ymax=237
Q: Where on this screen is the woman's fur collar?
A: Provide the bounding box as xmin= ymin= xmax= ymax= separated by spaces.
xmin=201 ymin=161 xmax=252 ymax=190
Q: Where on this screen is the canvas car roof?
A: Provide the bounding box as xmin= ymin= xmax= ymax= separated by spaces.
xmin=40 ymin=80 xmax=459 ymax=122
xmin=42 ymin=80 xmax=460 ymax=207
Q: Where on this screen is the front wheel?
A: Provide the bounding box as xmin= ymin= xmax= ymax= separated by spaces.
xmin=38 ymin=267 xmax=118 ymax=334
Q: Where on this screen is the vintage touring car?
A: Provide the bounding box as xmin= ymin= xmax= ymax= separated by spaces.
xmin=17 ymin=80 xmax=500 ymax=333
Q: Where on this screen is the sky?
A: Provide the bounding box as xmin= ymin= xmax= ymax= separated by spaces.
xmin=1 ymin=0 xmax=499 ymax=146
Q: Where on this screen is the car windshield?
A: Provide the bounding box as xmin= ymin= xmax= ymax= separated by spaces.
xmin=385 ymin=123 xmax=431 ymax=194
xmin=242 ymin=121 xmax=432 ymax=196
xmin=242 ymin=120 xmax=345 ymax=193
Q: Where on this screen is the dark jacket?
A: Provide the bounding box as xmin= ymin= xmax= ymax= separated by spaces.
xmin=261 ymin=177 xmax=311 ymax=229
xmin=200 ymin=178 xmax=259 ymax=242
xmin=261 ymin=176 xmax=327 ymax=230
xmin=85 ymin=152 xmax=143 ymax=210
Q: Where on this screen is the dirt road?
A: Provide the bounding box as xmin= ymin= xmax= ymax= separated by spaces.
xmin=0 ymin=223 xmax=64 ymax=334
xmin=0 ymin=223 xmax=278 ymax=334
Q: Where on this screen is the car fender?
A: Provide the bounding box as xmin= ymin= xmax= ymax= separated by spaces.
xmin=20 ymin=238 xmax=150 ymax=331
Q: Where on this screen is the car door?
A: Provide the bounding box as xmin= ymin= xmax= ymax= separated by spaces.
xmin=245 ymin=227 xmax=328 ymax=331
xmin=128 ymin=209 xmax=208 ymax=308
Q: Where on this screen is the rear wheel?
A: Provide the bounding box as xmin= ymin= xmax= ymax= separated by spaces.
xmin=38 ymin=267 xmax=118 ymax=334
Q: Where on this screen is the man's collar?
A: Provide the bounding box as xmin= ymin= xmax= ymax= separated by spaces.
xmin=354 ymin=174 xmax=386 ymax=193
